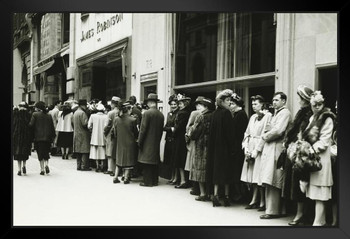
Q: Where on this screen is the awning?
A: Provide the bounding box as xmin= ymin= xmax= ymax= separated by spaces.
xmin=33 ymin=60 xmax=55 ymax=75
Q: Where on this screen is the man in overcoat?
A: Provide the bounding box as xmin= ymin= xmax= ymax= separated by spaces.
xmin=72 ymin=99 xmax=91 ymax=171
xmin=259 ymin=92 xmax=292 ymax=219
xmin=138 ymin=93 xmax=165 ymax=187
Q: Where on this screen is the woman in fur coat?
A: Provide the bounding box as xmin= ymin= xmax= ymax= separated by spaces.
xmin=281 ymin=85 xmax=314 ymax=226
xmin=13 ymin=102 xmax=32 ymax=175
xmin=302 ymin=91 xmax=335 ymax=226
xmin=207 ymin=89 xmax=236 ymax=207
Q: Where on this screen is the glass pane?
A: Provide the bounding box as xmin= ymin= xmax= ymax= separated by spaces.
xmin=175 ymin=13 xmax=218 ymax=86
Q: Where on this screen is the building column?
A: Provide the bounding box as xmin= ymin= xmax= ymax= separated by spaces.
xmin=275 ymin=13 xmax=295 ymax=110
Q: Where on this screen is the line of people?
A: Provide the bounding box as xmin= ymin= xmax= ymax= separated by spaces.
xmin=12 ymin=86 xmax=337 ymax=226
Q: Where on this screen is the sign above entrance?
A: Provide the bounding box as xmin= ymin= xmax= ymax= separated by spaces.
xmin=76 ymin=13 xmax=132 ymax=59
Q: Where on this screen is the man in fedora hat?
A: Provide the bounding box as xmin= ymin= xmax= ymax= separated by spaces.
xmin=138 ymin=93 xmax=165 ymax=187
xmin=72 ymin=99 xmax=91 ymax=171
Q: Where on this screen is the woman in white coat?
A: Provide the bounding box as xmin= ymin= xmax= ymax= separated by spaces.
xmin=88 ymin=103 xmax=109 ymax=172
xmin=301 ymin=91 xmax=335 ymax=226
xmin=241 ymin=95 xmax=272 ymax=211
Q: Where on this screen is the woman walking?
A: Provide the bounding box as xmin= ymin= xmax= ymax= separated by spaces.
xmin=29 ymin=101 xmax=56 ymax=175
xmin=13 ymin=102 xmax=32 ymax=175
xmin=112 ymin=101 xmax=139 ymax=184
xmin=207 ymin=89 xmax=236 ymax=207
xmin=189 ymin=97 xmax=213 ymax=201
xmin=88 ymin=103 xmax=109 ymax=172
xmin=56 ymin=103 xmax=74 ymax=159
xmin=241 ymin=95 xmax=272 ymax=210
xmin=302 ymin=91 xmax=335 ymax=226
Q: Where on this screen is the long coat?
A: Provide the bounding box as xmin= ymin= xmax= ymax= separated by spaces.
xmin=138 ymin=108 xmax=165 ymax=165
xmin=241 ymin=112 xmax=272 ymax=184
xmin=104 ymin=109 xmax=119 ymax=158
xmin=114 ymin=114 xmax=139 ymax=167
xmin=88 ymin=112 xmax=108 ymax=146
xmin=29 ymin=111 xmax=55 ymax=143
xmin=260 ymin=107 xmax=292 ymax=189
xmin=72 ymin=108 xmax=90 ymax=153
xmin=232 ymin=109 xmax=249 ymax=183
xmin=12 ymin=108 xmax=32 ymax=160
xmin=184 ymin=110 xmax=201 ymax=171
xmin=173 ymin=106 xmax=191 ymax=168
xmin=189 ymin=109 xmax=213 ymax=182
xmin=206 ymin=105 xmax=236 ymax=185
xmin=163 ymin=109 xmax=179 ymax=166
xmin=303 ymin=109 xmax=335 ymax=189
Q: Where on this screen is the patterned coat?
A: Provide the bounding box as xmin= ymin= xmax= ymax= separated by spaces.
xmin=72 ymin=108 xmax=90 ymax=153
xmin=189 ymin=109 xmax=213 ymax=182
xmin=12 ymin=108 xmax=32 ymax=159
xmin=138 ymin=108 xmax=165 ymax=165
xmin=260 ymin=107 xmax=292 ymax=189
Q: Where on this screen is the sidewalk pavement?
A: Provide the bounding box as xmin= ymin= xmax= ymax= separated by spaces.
xmin=13 ymin=153 xmax=294 ymax=226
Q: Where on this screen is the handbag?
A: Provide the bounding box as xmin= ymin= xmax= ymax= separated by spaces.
xmin=276 ymin=148 xmax=287 ymax=170
xmin=292 ymin=140 xmax=322 ymax=174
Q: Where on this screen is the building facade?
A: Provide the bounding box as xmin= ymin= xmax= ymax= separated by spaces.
xmin=13 ymin=13 xmax=338 ymax=116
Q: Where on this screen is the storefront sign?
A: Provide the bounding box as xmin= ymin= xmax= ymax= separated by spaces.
xmin=80 ymin=13 xmax=124 ymax=42
xmin=40 ymin=14 xmax=62 ymax=60
xmin=76 ymin=13 xmax=132 ymax=59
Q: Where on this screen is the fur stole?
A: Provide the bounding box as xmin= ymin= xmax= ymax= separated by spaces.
xmin=284 ymin=106 xmax=313 ymax=145
xmin=302 ymin=107 xmax=336 ymax=145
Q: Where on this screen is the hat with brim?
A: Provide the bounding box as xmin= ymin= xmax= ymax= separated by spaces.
xmin=111 ymin=96 xmax=121 ymax=103
xmin=144 ymin=93 xmax=160 ymax=103
xmin=96 ymin=103 xmax=105 ymax=112
xmin=194 ymin=96 xmax=213 ymax=107
xmin=297 ymin=85 xmax=313 ymax=102
xmin=168 ymin=94 xmax=178 ymax=105
xmin=18 ymin=101 xmax=28 ymax=108
xmin=231 ymin=93 xmax=244 ymax=107
xmin=176 ymin=93 xmax=191 ymax=102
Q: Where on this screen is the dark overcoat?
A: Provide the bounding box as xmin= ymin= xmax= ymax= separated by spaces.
xmin=163 ymin=109 xmax=179 ymax=165
xmin=232 ymin=109 xmax=249 ymax=183
xmin=29 ymin=111 xmax=55 ymax=143
xmin=172 ymin=106 xmax=191 ymax=168
xmin=138 ymin=108 xmax=165 ymax=165
xmin=104 ymin=109 xmax=119 ymax=157
xmin=206 ymin=105 xmax=236 ymax=184
xmin=114 ymin=114 xmax=139 ymax=167
xmin=12 ymin=108 xmax=32 ymax=159
xmin=72 ymin=108 xmax=91 ymax=153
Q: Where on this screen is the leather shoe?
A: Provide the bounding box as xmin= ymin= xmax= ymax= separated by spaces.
xmin=190 ymin=190 xmax=200 ymax=196
xmin=260 ymin=214 xmax=281 ymax=219
xmin=288 ymin=217 xmax=304 ymax=226
xmin=139 ymin=182 xmax=152 ymax=187
xmin=245 ymin=203 xmax=259 ymax=209
xmin=257 ymin=206 xmax=266 ymax=211
xmin=113 ymin=178 xmax=120 ymax=184
xmin=195 ymin=195 xmax=210 ymax=201
xmin=175 ymin=182 xmax=189 ymax=189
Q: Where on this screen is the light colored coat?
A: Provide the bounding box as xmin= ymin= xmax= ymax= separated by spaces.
xmin=72 ymin=108 xmax=90 ymax=153
xmin=241 ymin=112 xmax=272 ymax=184
xmin=56 ymin=112 xmax=74 ymax=132
xmin=88 ymin=112 xmax=108 ymax=146
xmin=260 ymin=107 xmax=292 ymax=189
xmin=307 ymin=116 xmax=334 ymax=186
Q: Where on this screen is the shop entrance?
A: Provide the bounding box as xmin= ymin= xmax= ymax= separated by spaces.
xmin=317 ymin=66 xmax=338 ymax=113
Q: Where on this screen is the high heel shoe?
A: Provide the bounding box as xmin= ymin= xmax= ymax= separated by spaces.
xmin=17 ymin=171 xmax=22 ymax=176
xmin=288 ymin=217 xmax=305 ymax=226
xmin=212 ymin=195 xmax=222 ymax=207
xmin=22 ymin=166 xmax=26 ymax=174
xmin=223 ymin=196 xmax=231 ymax=207
xmin=245 ymin=203 xmax=259 ymax=209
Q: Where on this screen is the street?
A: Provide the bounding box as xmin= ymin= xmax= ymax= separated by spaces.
xmin=13 ymin=153 xmax=294 ymax=226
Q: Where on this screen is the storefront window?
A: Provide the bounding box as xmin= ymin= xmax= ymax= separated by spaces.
xmin=175 ymin=13 xmax=276 ymax=85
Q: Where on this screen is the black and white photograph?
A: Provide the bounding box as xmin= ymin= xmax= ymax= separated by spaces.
xmin=9 ymin=7 xmax=347 ymax=236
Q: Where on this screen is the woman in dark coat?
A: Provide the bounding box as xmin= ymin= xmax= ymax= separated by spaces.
xmin=160 ymin=94 xmax=179 ymax=183
xmin=13 ymin=102 xmax=32 ymax=176
xmin=229 ymin=93 xmax=249 ymax=203
xmin=112 ymin=101 xmax=139 ymax=184
xmin=207 ymin=89 xmax=236 ymax=207
xmin=281 ymin=85 xmax=313 ymax=226
xmin=172 ymin=94 xmax=191 ymax=189
xmin=29 ymin=101 xmax=56 ymax=175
